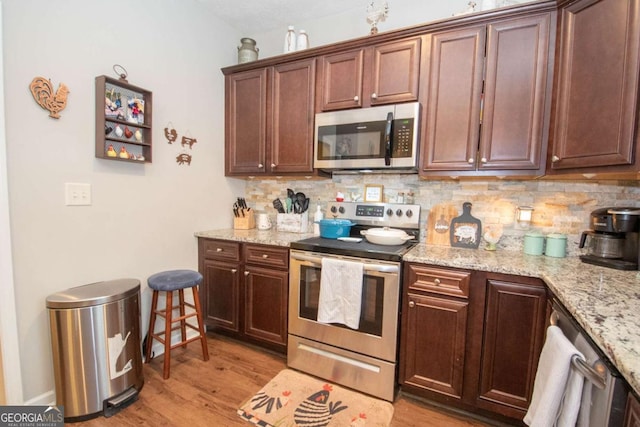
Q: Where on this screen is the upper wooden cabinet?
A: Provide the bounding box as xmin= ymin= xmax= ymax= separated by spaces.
xmin=420 ymin=12 xmax=554 ymax=177
xmin=548 ymin=0 xmax=640 ymax=176
xmin=317 ymin=37 xmax=422 ymax=111
xmin=225 ymin=58 xmax=316 ymax=176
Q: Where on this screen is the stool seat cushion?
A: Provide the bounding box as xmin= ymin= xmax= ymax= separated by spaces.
xmin=148 ymin=269 xmax=203 ymax=291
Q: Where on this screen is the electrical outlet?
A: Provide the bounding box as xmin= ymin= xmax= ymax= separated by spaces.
xmin=65 ymin=183 xmax=91 ymax=206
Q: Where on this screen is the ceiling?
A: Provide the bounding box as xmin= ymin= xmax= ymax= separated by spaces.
xmin=197 ymin=0 xmax=365 ymax=33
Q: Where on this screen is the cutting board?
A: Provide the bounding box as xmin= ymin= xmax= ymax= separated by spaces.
xmin=426 ymin=203 xmax=459 ymax=246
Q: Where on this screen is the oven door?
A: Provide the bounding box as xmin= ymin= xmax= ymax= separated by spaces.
xmin=288 ymin=250 xmax=400 ymax=362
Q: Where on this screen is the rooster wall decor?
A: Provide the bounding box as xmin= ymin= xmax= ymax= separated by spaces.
xmin=29 ymin=76 xmax=69 ymax=119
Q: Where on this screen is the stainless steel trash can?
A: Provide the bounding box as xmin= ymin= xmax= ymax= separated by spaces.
xmin=46 ymin=278 xmax=144 ymax=421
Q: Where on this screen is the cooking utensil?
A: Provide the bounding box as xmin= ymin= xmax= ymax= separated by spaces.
xmin=285 ymin=197 xmax=292 ymax=213
xmin=272 ymin=198 xmax=285 ymax=214
xmin=287 ymin=188 xmax=295 ymax=199
xmin=295 ymin=192 xmax=307 ymax=212
xmin=302 ymin=197 xmax=310 ymax=213
xmin=360 ymin=227 xmax=414 ymax=245
xmin=317 ymin=219 xmax=355 ymax=239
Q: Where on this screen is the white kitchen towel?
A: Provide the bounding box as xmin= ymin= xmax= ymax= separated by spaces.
xmin=524 ymin=325 xmax=585 ymax=427
xmin=316 ymin=257 xmax=364 ymax=329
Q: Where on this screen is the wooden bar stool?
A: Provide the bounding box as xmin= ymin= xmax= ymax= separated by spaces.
xmin=145 ymin=269 xmax=209 ymax=379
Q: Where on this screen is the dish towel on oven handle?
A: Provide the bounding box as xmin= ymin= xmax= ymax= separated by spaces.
xmin=524 ymin=325 xmax=585 ymax=427
xmin=317 ymin=257 xmax=364 ymax=329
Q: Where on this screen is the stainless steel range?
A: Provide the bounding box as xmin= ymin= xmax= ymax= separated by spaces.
xmin=288 ymin=202 xmax=420 ymax=401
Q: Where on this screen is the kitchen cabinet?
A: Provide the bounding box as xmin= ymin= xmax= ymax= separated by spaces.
xmin=400 ymin=264 xmax=547 ymax=422
xmin=547 ymin=0 xmax=640 ymax=176
xmin=198 ymin=238 xmax=289 ymax=353
xmin=317 ymin=37 xmax=421 ymax=111
xmin=625 ymin=392 xmax=640 ymax=427
xmin=225 ymin=58 xmax=315 ymax=176
xmin=420 ymin=12 xmax=554 ymax=177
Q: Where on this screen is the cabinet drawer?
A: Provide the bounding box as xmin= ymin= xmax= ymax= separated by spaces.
xmin=244 ymin=244 xmax=289 ymax=269
xmin=201 ymin=239 xmax=241 ymax=262
xmin=406 ymin=264 xmax=470 ymax=299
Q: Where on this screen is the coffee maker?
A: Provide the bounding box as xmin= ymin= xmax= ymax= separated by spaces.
xmin=580 ymin=207 xmax=640 ymax=270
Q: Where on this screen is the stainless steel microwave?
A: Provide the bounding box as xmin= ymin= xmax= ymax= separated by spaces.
xmin=314 ymin=102 xmax=420 ymax=173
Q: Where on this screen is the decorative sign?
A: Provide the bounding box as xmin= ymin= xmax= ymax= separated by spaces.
xmin=449 ymin=202 xmax=482 ymax=249
xmin=364 ymin=184 xmax=384 ymax=202
xmin=29 ymin=76 xmax=69 ymax=119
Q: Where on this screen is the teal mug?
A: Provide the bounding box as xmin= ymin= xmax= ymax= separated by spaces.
xmin=545 ymin=233 xmax=567 ymax=258
xmin=523 ymin=232 xmax=545 ymax=256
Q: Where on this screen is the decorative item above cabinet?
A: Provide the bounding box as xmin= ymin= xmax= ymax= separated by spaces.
xmin=95 ymin=74 xmax=152 ymax=163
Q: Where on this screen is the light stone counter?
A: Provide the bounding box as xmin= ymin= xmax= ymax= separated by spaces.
xmin=195 ymin=229 xmax=640 ymax=396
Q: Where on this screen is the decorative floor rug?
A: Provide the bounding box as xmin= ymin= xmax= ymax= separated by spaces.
xmin=238 ymin=369 xmax=394 ymax=426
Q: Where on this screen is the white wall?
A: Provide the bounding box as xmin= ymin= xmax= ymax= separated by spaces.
xmin=2 ymin=0 xmax=244 ymax=402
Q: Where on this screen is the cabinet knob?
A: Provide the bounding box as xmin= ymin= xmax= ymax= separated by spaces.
xmin=231 ymin=268 xmax=237 ymax=274
xmin=216 ymin=248 xmax=223 ymax=252
xmin=262 ymin=254 xmax=269 ymax=259
xmin=480 ymin=157 xmax=487 ymax=163
xmin=371 ymin=93 xmax=377 ymax=99
xmin=434 ymin=278 xmax=441 ymax=286
xmin=258 ymin=163 xmax=264 ymax=168
xmin=271 ymin=163 xmax=276 ymax=168
xmin=551 ymin=155 xmax=560 ymax=163
xmin=244 ymin=271 xmax=250 ymax=276
xmin=408 ymin=301 xmax=415 ymax=308
xmin=353 ymin=95 xmax=359 ymax=102
xmin=468 ymin=158 xmax=474 ymax=164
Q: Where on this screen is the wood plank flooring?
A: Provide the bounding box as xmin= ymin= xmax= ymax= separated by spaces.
xmin=73 ymin=333 xmax=497 ymax=426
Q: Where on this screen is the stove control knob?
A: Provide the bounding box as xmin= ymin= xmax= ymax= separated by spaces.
xmin=330 ymin=206 xmax=338 ymax=214
xmin=386 ymin=208 xmax=393 ymax=216
xmin=396 ymin=209 xmax=403 ymax=217
xmin=406 ymin=209 xmax=413 ymax=217
xmin=339 ymin=206 xmax=345 ymax=214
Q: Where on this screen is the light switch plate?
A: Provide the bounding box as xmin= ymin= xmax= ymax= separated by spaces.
xmin=65 ymin=183 xmax=91 ymax=206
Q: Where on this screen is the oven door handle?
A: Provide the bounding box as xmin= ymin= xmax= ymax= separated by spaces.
xmin=291 ymin=253 xmax=399 ymax=274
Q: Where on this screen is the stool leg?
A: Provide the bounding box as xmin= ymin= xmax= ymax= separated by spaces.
xmin=145 ymin=290 xmax=159 ymax=363
xmin=179 ymin=289 xmax=187 ymax=349
xmin=192 ymin=285 xmax=209 ymax=361
xmin=163 ymin=291 xmax=173 ymax=379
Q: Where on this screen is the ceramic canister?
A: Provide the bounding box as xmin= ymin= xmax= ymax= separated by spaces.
xmin=256 ymin=213 xmax=272 ymax=230
xmin=545 ymin=233 xmax=567 ymax=258
xmin=523 ymin=232 xmax=545 ymax=256
xmin=237 ymin=38 xmax=259 ymax=64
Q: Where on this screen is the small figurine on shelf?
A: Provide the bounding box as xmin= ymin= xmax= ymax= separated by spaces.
xmin=124 ymin=126 xmax=133 ymax=139
xmin=119 ymin=146 xmax=129 ymax=159
xmin=115 ymin=124 xmax=123 ymax=137
xmin=106 ymin=144 xmax=117 ymax=157
xmin=134 ymin=129 xmax=142 ymax=142
xmin=127 ymin=97 xmax=144 ymax=124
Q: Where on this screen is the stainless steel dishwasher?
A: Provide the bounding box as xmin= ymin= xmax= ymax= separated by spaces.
xmin=550 ymin=299 xmax=628 ymax=426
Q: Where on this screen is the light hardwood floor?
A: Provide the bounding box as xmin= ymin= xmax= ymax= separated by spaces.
xmin=73 ymin=333 xmax=497 ymax=426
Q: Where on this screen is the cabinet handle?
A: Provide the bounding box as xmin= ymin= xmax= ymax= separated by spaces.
xmin=551 ymin=155 xmax=560 ymax=163
xmin=468 ymin=158 xmax=474 ymax=164
xmin=480 ymin=157 xmax=487 ymax=163
xmin=244 ymin=271 xmax=250 ymax=276
xmin=230 ymin=268 xmax=237 ymax=274
xmin=434 ymin=278 xmax=441 ymax=286
xmin=371 ymin=93 xmax=377 ymax=99
xmin=353 ymin=95 xmax=359 ymax=102
xmin=216 ymin=248 xmax=223 ymax=252
xmin=408 ymin=301 xmax=415 ymax=308
xmin=258 ymin=163 xmax=264 ymax=168
xmin=262 ymin=254 xmax=269 ymax=259
xmin=271 ymin=163 xmax=276 ymax=168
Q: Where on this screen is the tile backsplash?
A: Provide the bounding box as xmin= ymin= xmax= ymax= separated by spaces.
xmin=243 ymin=175 xmax=640 ymax=256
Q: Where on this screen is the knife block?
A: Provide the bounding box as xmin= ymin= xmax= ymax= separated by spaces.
xmin=233 ymin=210 xmax=255 ymax=230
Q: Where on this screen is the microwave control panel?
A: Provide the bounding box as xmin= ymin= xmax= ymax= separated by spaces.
xmin=393 ymin=119 xmax=414 ymax=157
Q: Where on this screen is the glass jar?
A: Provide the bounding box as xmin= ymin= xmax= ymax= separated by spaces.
xmin=237 ymin=38 xmax=259 ymax=64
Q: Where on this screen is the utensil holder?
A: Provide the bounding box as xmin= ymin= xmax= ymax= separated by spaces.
xmin=234 ymin=210 xmax=255 ymax=230
xmin=276 ymin=212 xmax=309 ymax=233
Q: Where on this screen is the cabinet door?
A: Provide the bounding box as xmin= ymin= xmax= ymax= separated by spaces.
xmin=400 ymin=293 xmax=468 ymax=400
xmin=201 ymin=259 xmax=241 ymax=334
xmin=369 ymin=37 xmax=421 ymax=106
xmin=479 ymin=13 xmax=551 ymax=171
xmin=476 ymin=278 xmax=547 ymax=418
xmin=550 ymin=0 xmax=640 ymax=172
xmin=271 ymin=59 xmax=316 ymax=174
xmin=319 ymin=49 xmax=364 ymax=111
xmin=225 ymin=68 xmax=268 ymax=175
xmin=244 ymin=265 xmax=288 ymax=350
xmin=421 ymin=26 xmax=485 ymax=171
xmin=625 ymin=392 xmax=640 ymax=427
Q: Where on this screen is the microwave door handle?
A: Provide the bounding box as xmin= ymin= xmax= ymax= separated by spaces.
xmin=384 ymin=112 xmax=393 ymax=166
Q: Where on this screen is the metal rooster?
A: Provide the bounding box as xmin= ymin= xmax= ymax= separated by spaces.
xmin=29 ymin=76 xmax=69 ymax=119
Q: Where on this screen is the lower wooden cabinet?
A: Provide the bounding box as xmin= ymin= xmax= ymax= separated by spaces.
xmin=625 ymin=392 xmax=640 ymax=427
xmin=198 ymin=238 xmax=289 ymax=353
xmin=400 ymin=263 xmax=547 ymax=422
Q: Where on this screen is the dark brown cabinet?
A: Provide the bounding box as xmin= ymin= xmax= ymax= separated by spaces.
xmin=198 ymin=238 xmax=289 ymax=353
xmin=400 ymin=263 xmax=547 ymax=422
xmin=625 ymin=392 xmax=640 ymax=427
xmin=317 ymin=37 xmax=421 ymax=111
xmin=420 ymin=12 xmax=554 ymax=177
xmin=225 ymin=58 xmax=316 ymax=176
xmin=548 ymin=0 xmax=640 ymax=176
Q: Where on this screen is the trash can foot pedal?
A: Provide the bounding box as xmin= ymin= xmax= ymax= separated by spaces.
xmin=104 ymin=386 xmax=139 ymax=417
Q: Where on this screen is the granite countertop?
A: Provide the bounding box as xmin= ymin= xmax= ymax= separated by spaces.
xmin=195 ymin=229 xmax=640 ymax=396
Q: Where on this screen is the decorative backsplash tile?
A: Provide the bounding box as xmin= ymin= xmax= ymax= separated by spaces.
xmin=244 ymin=175 xmax=640 ymax=255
